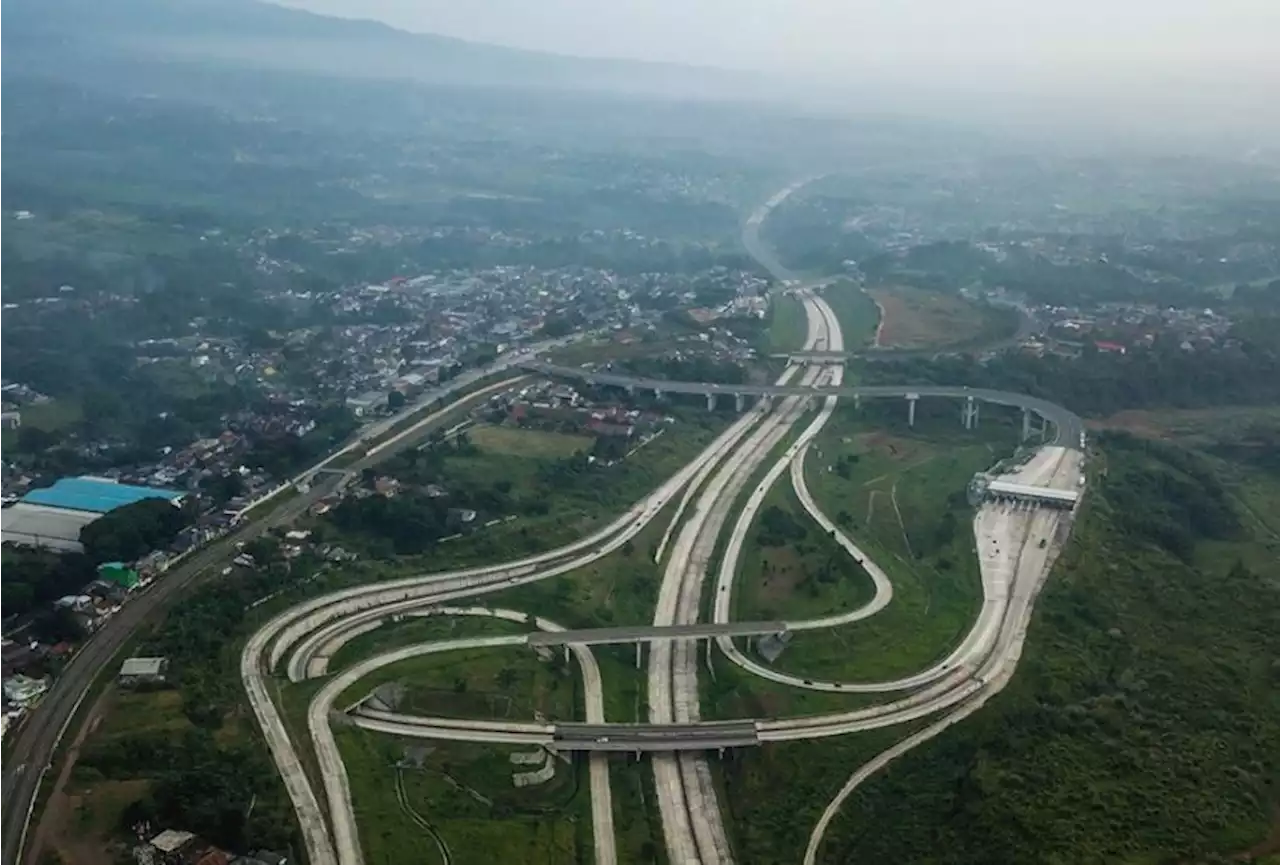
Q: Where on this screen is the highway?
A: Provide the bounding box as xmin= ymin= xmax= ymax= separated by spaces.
xmin=0 ymin=328 xmax=591 ymax=865
xmin=223 ymin=181 xmax=1085 ymax=865
xmin=240 ymin=394 xmax=796 ymax=865
xmin=646 ymin=284 xmax=841 ymax=864
xmin=525 ymin=621 xmax=787 ymax=646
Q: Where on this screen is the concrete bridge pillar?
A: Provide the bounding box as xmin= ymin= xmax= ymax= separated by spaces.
xmin=653 ymin=387 xmax=663 ymax=402
xmin=962 ymin=395 xmax=979 ymax=430
xmin=1040 ymin=416 xmax=1049 ymax=441
xmin=626 ymin=384 xmax=636 ymax=398
xmin=853 ymin=393 xmax=861 ymax=410
xmin=907 ymin=394 xmax=918 ymax=427
xmin=1021 ymin=408 xmax=1032 ymax=441
xmin=735 ymin=392 xmax=745 ymax=412
xmin=635 ymin=641 xmax=643 ymax=670
xmin=564 ymin=645 xmax=571 ymax=664
xmin=706 ymin=392 xmax=716 ymax=411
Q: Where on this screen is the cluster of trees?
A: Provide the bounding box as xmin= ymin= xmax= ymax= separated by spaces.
xmin=806 ymin=437 xmax=1277 ymax=865
xmin=0 ymin=546 xmax=97 ymax=620
xmin=330 ymin=492 xmax=480 ymax=556
xmin=624 ymin=354 xmax=748 ymax=386
xmin=1100 ymin=432 xmax=1241 ymax=561
xmin=247 ymin=405 xmax=359 ymax=480
xmin=757 ymin=505 xmax=809 ymax=547
xmin=78 ymin=498 xmax=194 ymax=564
xmin=77 ymin=554 xmax=305 ymax=854
xmin=865 ymin=321 xmax=1280 ymax=417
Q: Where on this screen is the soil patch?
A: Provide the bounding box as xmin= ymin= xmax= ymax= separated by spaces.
xmin=29 ymin=687 xmax=118 ymax=865
xmin=869 ymin=286 xmax=987 ymax=349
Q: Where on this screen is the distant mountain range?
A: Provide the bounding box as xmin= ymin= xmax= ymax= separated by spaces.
xmin=2 ymin=0 xmax=763 ymax=101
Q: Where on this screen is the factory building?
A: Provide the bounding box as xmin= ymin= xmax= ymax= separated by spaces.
xmin=1 ymin=476 xmax=184 ymax=553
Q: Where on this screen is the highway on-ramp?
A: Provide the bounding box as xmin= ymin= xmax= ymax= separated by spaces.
xmin=0 ymin=338 xmax=573 ymax=865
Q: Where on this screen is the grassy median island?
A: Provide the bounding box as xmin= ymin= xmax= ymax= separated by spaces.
xmin=336 ymin=728 xmax=587 ymax=865
xmin=769 ymin=291 xmax=809 ymax=353
xmin=727 ymin=404 xmax=1018 ymax=684
xmin=822 ymin=280 xmax=881 ymax=349
xmin=336 ymin=644 xmax=579 ymax=723
xmin=798 ymin=432 xmax=1280 ymax=865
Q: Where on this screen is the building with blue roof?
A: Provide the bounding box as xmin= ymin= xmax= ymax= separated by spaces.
xmin=19 ymin=477 xmax=184 ymax=514
xmin=2 ymin=477 xmax=185 ymax=553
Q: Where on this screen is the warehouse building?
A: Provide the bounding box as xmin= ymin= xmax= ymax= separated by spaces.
xmin=118 ymin=656 xmax=169 ymax=687
xmin=1 ymin=476 xmax=184 ymax=553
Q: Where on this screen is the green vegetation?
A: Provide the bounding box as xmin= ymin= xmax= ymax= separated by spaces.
xmin=336 ymin=730 xmax=585 ymax=865
xmin=868 ymin=314 xmax=1280 ymax=417
xmin=492 ymin=493 xmax=676 ymax=637
xmin=325 ymin=616 xmax=530 ymax=676
xmin=737 ymin=485 xmax=878 ymax=623
xmin=723 ymin=725 xmax=925 ymax=863
xmin=79 ymin=497 xmax=194 ymax=564
xmin=71 ymin=558 xmax=306 ymax=857
xmin=768 ymin=293 xmax=809 ymax=353
xmin=801 ymin=431 xmax=1280 ymax=865
xmin=331 ymin=414 xmax=726 ymax=563
xmin=1 ymin=546 xmax=97 ymax=620
xmin=869 ymin=284 xmax=1015 ymax=351
xmin=730 ymin=405 xmax=1016 ymax=683
xmin=821 ymin=281 xmax=880 ymax=350
xmin=338 ymin=646 xmax=578 ymax=723
xmin=467 ymin=424 xmax=592 ymax=458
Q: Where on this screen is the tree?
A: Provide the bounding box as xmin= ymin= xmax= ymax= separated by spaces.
xmin=387 ymin=390 xmax=407 ymax=411
xmin=203 ymin=472 xmax=245 ymax=504
xmin=31 ymin=606 xmax=85 ymax=644
xmin=15 ymin=425 xmax=60 ymax=453
xmin=80 ymin=498 xmax=190 ymax=564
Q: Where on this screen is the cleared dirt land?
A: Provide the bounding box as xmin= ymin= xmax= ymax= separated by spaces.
xmin=868 ymin=285 xmax=999 ymax=350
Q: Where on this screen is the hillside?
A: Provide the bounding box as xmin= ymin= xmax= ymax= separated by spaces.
xmin=1 ymin=0 xmax=759 ymax=101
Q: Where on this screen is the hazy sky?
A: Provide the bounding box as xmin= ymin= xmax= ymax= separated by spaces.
xmin=279 ymin=0 xmax=1279 ymax=96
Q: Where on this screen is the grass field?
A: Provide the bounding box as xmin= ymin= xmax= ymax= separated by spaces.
xmin=337 ymin=645 xmax=578 ymax=723
xmin=812 ymin=434 xmax=1280 ymax=865
xmin=337 ymin=728 xmax=587 ymax=865
xmin=325 ymin=616 xmax=531 ymax=677
xmin=822 ymin=281 xmax=881 ymax=350
xmin=869 ymin=285 xmax=1005 ymax=350
xmin=491 ymin=493 xmax=677 ymax=631
xmin=333 ymin=414 xmax=729 ymax=571
xmin=769 ymin=292 xmax=809 ymax=353
xmin=2 ymin=398 xmax=83 ymax=450
xmin=468 ymin=424 xmax=592 ymax=458
xmin=727 ymin=405 xmax=1019 ymax=685
xmin=722 ymin=723 xmax=928 ymax=863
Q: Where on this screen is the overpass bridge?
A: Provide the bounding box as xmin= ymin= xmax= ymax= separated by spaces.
xmin=349 ymin=707 xmax=763 ymax=752
xmin=519 ymin=361 xmax=1083 ymax=448
xmin=526 ymin=621 xmax=786 ymax=647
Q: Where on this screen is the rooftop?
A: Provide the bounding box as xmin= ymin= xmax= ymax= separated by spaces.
xmin=120 ymin=657 xmax=168 ymax=678
xmin=986 ymin=479 xmax=1079 ymax=505
xmin=149 ymin=829 xmax=195 ymax=854
xmin=21 ymin=476 xmax=183 ymax=514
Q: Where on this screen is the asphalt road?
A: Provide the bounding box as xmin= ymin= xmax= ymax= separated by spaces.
xmin=0 ymin=360 xmax=538 ymax=865
xmin=0 ymin=482 xmax=322 ymax=865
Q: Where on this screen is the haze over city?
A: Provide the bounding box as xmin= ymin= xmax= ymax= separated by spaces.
xmin=277 ymin=0 xmax=1280 ymax=81
xmin=2 ymin=2 xmax=1278 ymax=865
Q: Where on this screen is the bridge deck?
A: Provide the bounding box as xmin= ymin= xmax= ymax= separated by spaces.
xmin=527 ymin=621 xmax=786 ymax=646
